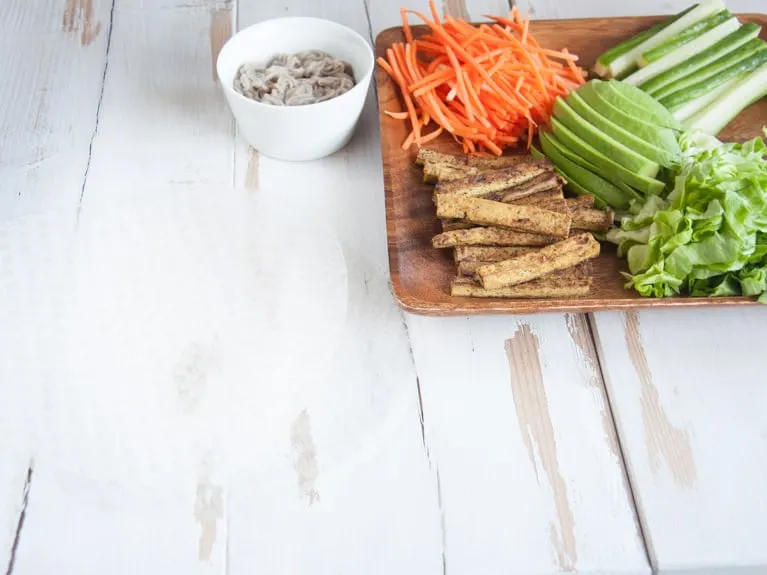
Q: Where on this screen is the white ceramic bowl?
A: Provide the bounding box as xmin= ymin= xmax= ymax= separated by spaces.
xmin=217 ymin=17 xmax=375 ymax=162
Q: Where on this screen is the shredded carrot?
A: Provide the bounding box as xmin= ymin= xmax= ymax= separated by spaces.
xmin=378 ymin=0 xmax=587 ymax=155
xmin=385 ymin=110 xmax=410 ymax=120
xmin=401 ymin=8 xmax=414 ymax=43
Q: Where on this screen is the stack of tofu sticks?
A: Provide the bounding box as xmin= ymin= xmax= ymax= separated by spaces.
xmin=416 ymin=149 xmax=614 ymax=299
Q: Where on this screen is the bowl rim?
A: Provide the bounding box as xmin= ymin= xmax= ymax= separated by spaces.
xmin=216 ymin=16 xmax=376 ymax=113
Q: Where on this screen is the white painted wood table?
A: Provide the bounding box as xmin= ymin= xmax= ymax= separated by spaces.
xmin=1 ymin=0 xmax=765 ymax=573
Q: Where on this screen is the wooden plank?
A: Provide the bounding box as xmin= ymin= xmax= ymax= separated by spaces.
xmin=368 ymin=0 xmax=649 ymax=572
xmin=7 ymin=188 xmax=352 ymax=575
xmin=529 ymin=0 xmax=767 ymax=572
xmin=8 ymin=465 xmax=224 ymax=574
xmin=1 ymin=1 xmax=236 ymax=573
xmin=365 ymin=0 xmax=511 ymax=27
xmin=513 ymin=0 xmax=764 ymax=18
xmin=79 ymin=0 xmax=235 ymax=207
xmin=0 ymin=0 xmax=105 ymax=565
xmin=0 ymin=0 xmax=112 ymax=219
xmin=593 ymin=309 xmax=767 ymax=573
xmin=406 ymin=312 xmax=649 ymax=574
xmin=0 ymin=456 xmax=31 ymax=572
xmin=229 ymin=0 xmax=444 ymax=572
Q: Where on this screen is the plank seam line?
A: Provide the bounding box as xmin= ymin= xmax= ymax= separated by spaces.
xmin=586 ymin=313 xmax=657 ymax=573
xmin=76 ymin=0 xmax=117 ymax=219
xmin=404 ymin=312 xmax=447 ymax=575
xmin=231 ymin=0 xmax=238 ymax=187
xmin=416 ymin=375 xmax=447 ymax=575
xmin=362 ymin=0 xmax=379 ymax=103
xmin=4 ymin=465 xmax=33 ymax=575
xmin=361 ymin=0 xmax=376 ymax=48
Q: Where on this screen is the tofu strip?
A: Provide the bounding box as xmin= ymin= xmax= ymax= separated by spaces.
xmin=433 ymin=226 xmax=561 ymax=248
xmin=435 ymin=195 xmax=571 ymax=237
xmin=423 ymin=163 xmax=481 ymax=183
xmin=440 ymin=190 xmax=569 ymax=230
xmin=512 ymin=196 xmax=569 ymax=214
xmin=454 ymin=246 xmax=537 ymax=266
xmin=440 ymin=219 xmax=475 ymax=232
xmin=476 ymin=233 xmax=600 ymax=289
xmin=485 ymin=173 xmax=566 ymax=202
xmin=458 ymin=257 xmax=532 ymax=276
xmin=454 ymin=245 xmax=539 ymax=262
xmin=416 ymin=148 xmax=529 ymax=169
xmin=434 ymin=161 xmax=554 ymax=198
xmin=565 ymin=194 xmax=596 ymax=209
xmin=451 ymin=272 xmax=593 ymax=298
xmin=457 ymin=260 xmax=493 ymax=276
xmin=572 ymin=208 xmax=615 ymax=232
xmin=506 ymin=187 xmax=564 ymax=204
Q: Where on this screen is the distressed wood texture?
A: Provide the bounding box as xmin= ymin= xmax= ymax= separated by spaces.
xmin=1 ymin=0 xmax=766 ymax=574
xmin=512 ymin=0 xmax=762 ymax=18
xmin=368 ymin=1 xmax=648 ymax=573
xmin=2 ymin=1 xmax=439 ymax=574
xmin=550 ymin=0 xmax=767 ymax=573
xmin=0 ymin=0 xmax=109 ymax=566
xmin=593 ymin=308 xmax=767 ymax=574
xmin=0 ymin=0 xmax=112 ymax=219
xmin=230 ymin=1 xmax=443 ymax=573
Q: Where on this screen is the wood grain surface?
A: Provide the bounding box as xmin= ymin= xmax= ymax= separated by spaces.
xmin=2 ymin=0 xmax=766 ymax=574
xmin=376 ymin=14 xmax=767 ymax=315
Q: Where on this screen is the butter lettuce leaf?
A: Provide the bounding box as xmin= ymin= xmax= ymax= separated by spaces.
xmin=607 ymin=129 xmax=767 ymax=300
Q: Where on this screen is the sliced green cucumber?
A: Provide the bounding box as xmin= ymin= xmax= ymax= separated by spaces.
xmin=595 ymin=80 xmax=684 ymax=131
xmin=539 ymin=131 xmax=632 ymax=210
xmin=550 ymin=117 xmax=665 ymax=196
xmin=640 ymin=22 xmax=761 ymax=95
xmin=674 ymin=75 xmax=740 ymax=121
xmin=600 ymin=0 xmax=726 ymax=79
xmin=623 ymin=17 xmax=741 ymax=86
xmin=661 ymin=45 xmax=767 ymax=110
xmin=687 ymin=61 xmax=767 ymax=134
xmin=566 ymin=90 xmax=679 ymax=167
xmin=640 ymin=9 xmax=732 ymax=65
xmin=552 ymin=97 xmax=660 ymax=177
xmin=652 ymin=37 xmax=765 ymax=100
xmin=594 ymin=5 xmax=698 ymax=78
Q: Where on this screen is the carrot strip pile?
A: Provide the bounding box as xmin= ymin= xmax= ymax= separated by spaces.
xmin=378 ymin=1 xmax=587 ymax=155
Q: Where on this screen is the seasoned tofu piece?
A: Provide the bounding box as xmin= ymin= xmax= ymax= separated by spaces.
xmin=434 ymin=227 xmax=560 ymax=248
xmin=451 ymin=271 xmax=592 ymax=298
xmin=435 ymin=195 xmax=571 ymax=238
xmin=416 ymin=148 xmax=530 ymax=169
xmin=434 ymin=161 xmax=554 ymax=198
xmin=571 ymin=208 xmax=615 ymax=232
xmin=476 ymin=233 xmax=600 ymax=289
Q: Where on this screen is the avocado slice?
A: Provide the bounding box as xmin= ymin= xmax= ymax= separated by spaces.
xmin=607 ymin=80 xmax=685 ymax=130
xmin=539 ymin=131 xmax=632 ymax=210
xmin=577 ymin=83 xmax=682 ymax=159
xmin=591 ymin=79 xmax=684 ymax=131
xmin=550 ymin=117 xmax=666 ymax=196
xmin=552 ymin=97 xmax=660 ymax=178
xmin=530 ymin=145 xmax=607 ymax=208
xmin=565 ymin=91 xmax=680 ymax=168
xmin=541 ymin=129 xmax=640 ymax=199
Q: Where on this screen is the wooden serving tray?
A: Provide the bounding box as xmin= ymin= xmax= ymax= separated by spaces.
xmin=376 ymin=14 xmax=767 ymax=315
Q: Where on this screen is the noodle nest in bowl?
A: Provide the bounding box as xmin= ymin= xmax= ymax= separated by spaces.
xmin=234 ymin=50 xmax=356 ymax=106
